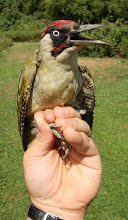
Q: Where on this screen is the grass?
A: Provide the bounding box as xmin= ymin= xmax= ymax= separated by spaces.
xmin=0 ymin=43 xmax=128 ymax=219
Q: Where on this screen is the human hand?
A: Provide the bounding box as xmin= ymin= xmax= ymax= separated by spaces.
xmin=23 ymin=106 xmax=102 ymax=220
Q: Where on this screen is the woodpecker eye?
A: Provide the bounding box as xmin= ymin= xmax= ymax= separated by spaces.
xmin=52 ymin=30 xmax=60 ymax=37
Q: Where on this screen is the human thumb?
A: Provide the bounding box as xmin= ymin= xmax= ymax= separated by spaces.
xmin=24 ymin=111 xmax=55 ymax=160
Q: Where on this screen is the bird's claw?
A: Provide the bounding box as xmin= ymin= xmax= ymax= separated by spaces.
xmin=62 ymin=143 xmax=72 ymax=160
xmin=48 ymin=123 xmax=60 ymax=129
xmin=48 ymin=123 xmax=71 ymax=159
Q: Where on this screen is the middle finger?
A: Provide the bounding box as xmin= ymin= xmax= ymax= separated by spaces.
xmin=55 ymin=117 xmax=91 ymax=137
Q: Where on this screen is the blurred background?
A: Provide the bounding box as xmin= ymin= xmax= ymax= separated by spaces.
xmin=0 ymin=0 xmax=128 ymax=219
xmin=0 ymin=0 xmax=128 ymax=57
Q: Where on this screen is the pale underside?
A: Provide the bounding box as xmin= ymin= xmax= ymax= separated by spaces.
xmin=26 ymin=51 xmax=82 ymax=115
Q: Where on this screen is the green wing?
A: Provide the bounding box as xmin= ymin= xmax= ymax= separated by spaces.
xmin=17 ymin=50 xmax=38 ymax=150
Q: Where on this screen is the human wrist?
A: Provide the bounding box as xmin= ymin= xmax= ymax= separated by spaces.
xmin=28 ymin=202 xmax=87 ymax=220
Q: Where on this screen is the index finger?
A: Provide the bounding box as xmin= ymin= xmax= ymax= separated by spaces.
xmin=53 ymin=106 xmax=81 ymax=119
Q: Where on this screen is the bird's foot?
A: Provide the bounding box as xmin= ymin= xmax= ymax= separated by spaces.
xmin=61 ymin=143 xmax=72 ymax=160
xmin=48 ymin=123 xmax=71 ymax=159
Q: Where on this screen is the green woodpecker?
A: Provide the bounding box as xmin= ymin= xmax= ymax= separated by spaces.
xmin=17 ymin=20 xmax=109 ymax=158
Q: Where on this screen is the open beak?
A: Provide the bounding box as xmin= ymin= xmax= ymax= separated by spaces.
xmin=69 ymin=24 xmax=110 ymax=46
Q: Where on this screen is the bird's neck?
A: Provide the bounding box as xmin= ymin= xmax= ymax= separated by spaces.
xmin=38 ymin=36 xmax=79 ymax=70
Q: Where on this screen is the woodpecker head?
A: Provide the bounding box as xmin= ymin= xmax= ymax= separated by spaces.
xmin=40 ymin=20 xmax=109 ymax=58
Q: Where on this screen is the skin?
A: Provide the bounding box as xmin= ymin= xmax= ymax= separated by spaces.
xmin=24 ymin=106 xmax=102 ymax=220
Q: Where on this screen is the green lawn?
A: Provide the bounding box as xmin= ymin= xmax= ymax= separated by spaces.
xmin=0 ymin=43 xmax=128 ymax=219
